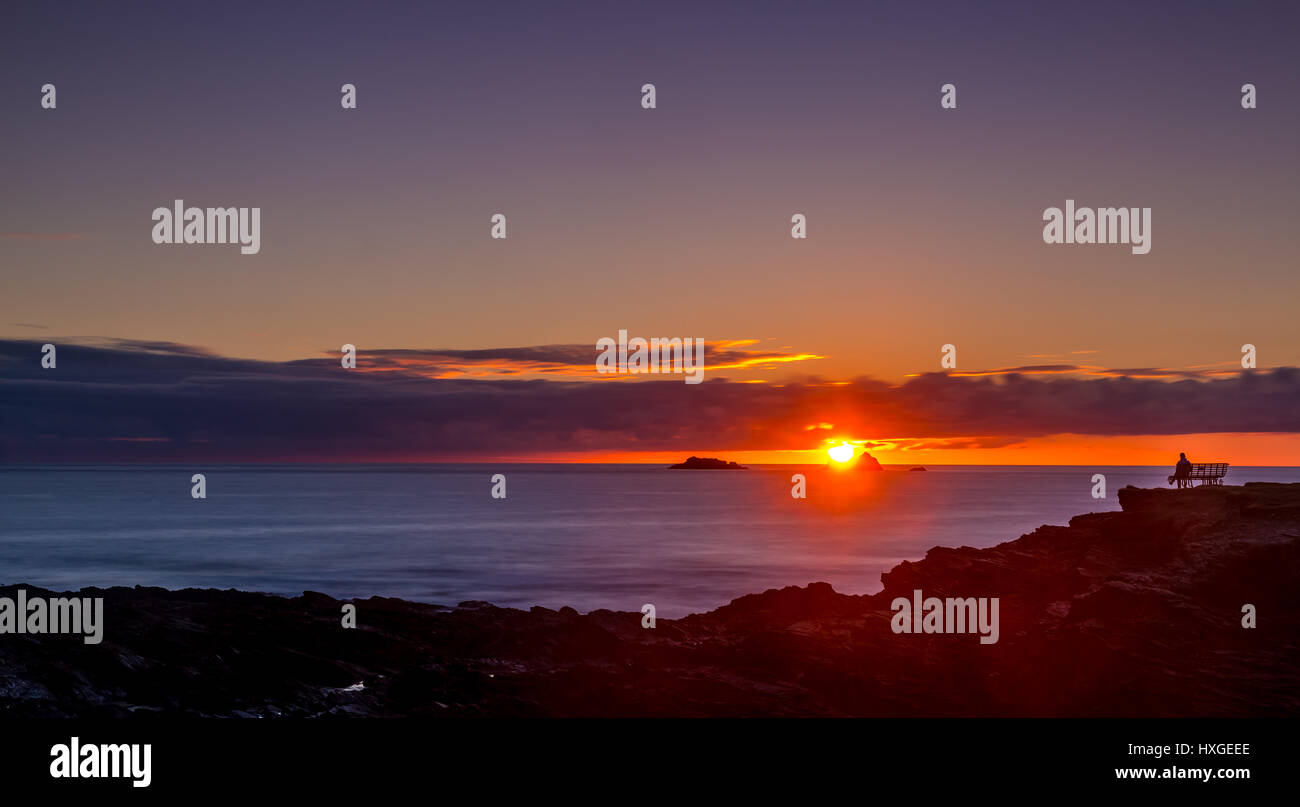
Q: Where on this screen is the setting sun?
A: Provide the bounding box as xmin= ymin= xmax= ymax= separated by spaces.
xmin=828 ymin=442 xmax=855 ymax=463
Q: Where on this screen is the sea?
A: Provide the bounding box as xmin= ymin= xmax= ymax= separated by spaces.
xmin=2 ymin=464 xmax=1296 ymax=617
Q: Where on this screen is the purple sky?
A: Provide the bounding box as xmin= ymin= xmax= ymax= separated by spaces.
xmin=2 ymin=1 xmax=1298 ymax=460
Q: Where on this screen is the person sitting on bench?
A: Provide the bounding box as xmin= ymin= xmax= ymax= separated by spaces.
xmin=1168 ymin=452 xmax=1192 ymax=488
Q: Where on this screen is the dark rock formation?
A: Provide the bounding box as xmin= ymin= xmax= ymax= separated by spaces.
xmin=909 ymin=466 xmax=927 ymax=471
xmin=668 ymin=456 xmax=747 ymax=469
xmin=2 ymin=483 xmax=1297 ymax=717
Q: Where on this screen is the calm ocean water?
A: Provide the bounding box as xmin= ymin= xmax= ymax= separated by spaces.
xmin=2 ymin=464 xmax=1297 ymax=617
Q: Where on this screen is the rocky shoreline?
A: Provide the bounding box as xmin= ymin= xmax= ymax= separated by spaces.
xmin=2 ymin=483 xmax=1298 ymax=717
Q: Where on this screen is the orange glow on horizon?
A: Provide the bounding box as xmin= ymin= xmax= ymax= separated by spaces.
xmin=473 ymin=432 xmax=1300 ymax=466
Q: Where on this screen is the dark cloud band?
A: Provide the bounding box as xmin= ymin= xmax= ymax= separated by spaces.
xmin=1 ymin=339 xmax=1296 ymax=461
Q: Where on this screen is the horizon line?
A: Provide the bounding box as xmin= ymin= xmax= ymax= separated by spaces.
xmin=2 ymin=460 xmax=1293 ymax=468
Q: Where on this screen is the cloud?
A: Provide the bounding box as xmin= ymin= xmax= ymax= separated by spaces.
xmin=858 ymin=436 xmax=1027 ymax=452
xmin=911 ymin=364 xmax=1238 ymax=380
xmin=1 ymin=338 xmax=1298 ymax=461
xmin=305 ymin=341 xmax=823 ymax=379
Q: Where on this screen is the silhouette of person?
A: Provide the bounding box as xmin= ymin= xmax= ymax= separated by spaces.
xmin=1169 ymin=452 xmax=1193 ymax=488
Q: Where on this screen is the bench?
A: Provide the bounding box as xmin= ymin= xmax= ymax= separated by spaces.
xmin=1168 ymin=462 xmax=1229 ymax=487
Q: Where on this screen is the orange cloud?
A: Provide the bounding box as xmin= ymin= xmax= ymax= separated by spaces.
xmin=335 ymin=342 xmax=825 ymax=380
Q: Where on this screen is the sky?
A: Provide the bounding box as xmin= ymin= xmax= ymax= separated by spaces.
xmin=2 ymin=1 xmax=1298 ymax=463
